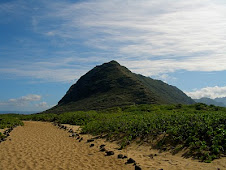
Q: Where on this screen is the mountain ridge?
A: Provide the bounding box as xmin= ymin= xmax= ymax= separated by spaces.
xmin=194 ymin=97 xmax=226 ymax=107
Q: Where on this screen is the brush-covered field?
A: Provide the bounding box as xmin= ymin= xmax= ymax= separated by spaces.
xmin=1 ymin=103 xmax=226 ymax=163
xmin=0 ymin=114 xmax=24 ymax=129
xmin=0 ymin=114 xmax=24 ymax=140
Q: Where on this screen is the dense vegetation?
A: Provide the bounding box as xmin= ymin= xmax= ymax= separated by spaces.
xmin=0 ymin=114 xmax=24 ymax=129
xmin=46 ymin=61 xmax=194 ymax=113
xmin=0 ymin=114 xmax=24 ymax=140
xmin=15 ymin=103 xmax=226 ymax=162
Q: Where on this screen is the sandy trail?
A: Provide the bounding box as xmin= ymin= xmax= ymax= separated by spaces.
xmin=1 ymin=121 xmax=226 ymax=170
xmin=0 ymin=121 xmax=132 ymax=170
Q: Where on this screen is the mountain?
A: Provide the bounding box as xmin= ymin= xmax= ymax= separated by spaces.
xmin=194 ymin=97 xmax=226 ymax=107
xmin=215 ymin=97 xmax=226 ymax=106
xmin=46 ymin=60 xmax=194 ymax=113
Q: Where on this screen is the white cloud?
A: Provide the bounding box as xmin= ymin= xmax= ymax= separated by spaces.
xmin=0 ymin=94 xmax=41 ymax=106
xmin=119 ymin=56 xmax=226 ymax=77
xmin=0 ymin=94 xmax=52 ymax=111
xmin=33 ymin=0 xmax=226 ymax=78
xmin=154 ymin=74 xmax=177 ymax=83
xmin=21 ymin=94 xmax=41 ymax=101
xmin=185 ymin=86 xmax=226 ymax=99
xmin=0 ymin=57 xmax=91 ymax=83
xmin=43 ymin=0 xmax=226 ymax=57
xmin=35 ymin=102 xmax=49 ymax=108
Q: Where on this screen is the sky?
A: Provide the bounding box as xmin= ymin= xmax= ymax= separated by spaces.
xmin=1 ymin=0 xmax=226 ymax=112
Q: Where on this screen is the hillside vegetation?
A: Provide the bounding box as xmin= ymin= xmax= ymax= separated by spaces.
xmin=46 ymin=61 xmax=194 ymax=113
xmin=20 ymin=103 xmax=226 ymax=162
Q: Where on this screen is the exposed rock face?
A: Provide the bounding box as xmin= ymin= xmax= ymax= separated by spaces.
xmin=46 ymin=60 xmax=194 ymax=113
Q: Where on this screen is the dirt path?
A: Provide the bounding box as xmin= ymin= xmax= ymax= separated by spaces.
xmin=0 ymin=121 xmax=132 ymax=170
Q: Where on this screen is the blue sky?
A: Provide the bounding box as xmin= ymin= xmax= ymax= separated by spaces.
xmin=1 ymin=0 xmax=226 ymax=112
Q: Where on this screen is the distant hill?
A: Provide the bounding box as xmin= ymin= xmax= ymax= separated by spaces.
xmin=215 ymin=97 xmax=226 ymax=106
xmin=0 ymin=111 xmax=38 ymax=114
xmin=194 ymin=97 xmax=226 ymax=107
xmin=45 ymin=60 xmax=194 ymax=113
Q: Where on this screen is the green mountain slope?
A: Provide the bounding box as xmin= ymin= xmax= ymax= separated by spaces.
xmin=46 ymin=61 xmax=194 ymax=113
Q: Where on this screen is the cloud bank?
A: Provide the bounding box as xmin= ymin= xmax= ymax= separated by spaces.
xmin=40 ymin=0 xmax=226 ymax=77
xmin=185 ymin=86 xmax=226 ymax=99
xmin=0 ymin=94 xmax=41 ymax=106
xmin=0 ymin=94 xmax=50 ymax=110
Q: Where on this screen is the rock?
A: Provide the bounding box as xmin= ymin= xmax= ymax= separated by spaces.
xmin=118 ymin=154 xmax=124 ymax=159
xmin=87 ymin=139 xmax=94 ymax=143
xmin=148 ymin=154 xmax=154 ymax=159
xmin=126 ymin=158 xmax=136 ymax=164
xmin=100 ymin=144 xmax=105 ymax=149
xmin=68 ymin=129 xmax=74 ymax=133
xmin=60 ymin=125 xmax=67 ymax=130
xmin=135 ymin=165 xmax=142 ymax=170
xmin=90 ymin=144 xmax=95 ymax=147
xmin=106 ymin=151 xmax=114 ymax=156
xmin=123 ymin=155 xmax=128 ymax=159
xmin=69 ymin=133 xmax=77 ymax=137
xmin=79 ymin=137 xmax=83 ymax=142
xmin=162 ymin=147 xmax=167 ymax=151
xmin=100 ymin=147 xmax=106 ymax=152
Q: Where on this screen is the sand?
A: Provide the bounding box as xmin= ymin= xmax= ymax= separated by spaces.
xmin=124 ymin=142 xmax=226 ymax=170
xmin=0 ymin=121 xmax=225 ymax=170
xmin=0 ymin=121 xmax=133 ymax=170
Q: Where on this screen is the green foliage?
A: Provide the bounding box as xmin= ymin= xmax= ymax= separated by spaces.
xmin=52 ymin=104 xmax=226 ymax=162
xmin=22 ymin=113 xmax=58 ymax=122
xmin=0 ymin=132 xmax=6 ymax=140
xmin=57 ymin=111 xmax=98 ymax=125
xmin=0 ymin=114 xmax=24 ymax=129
